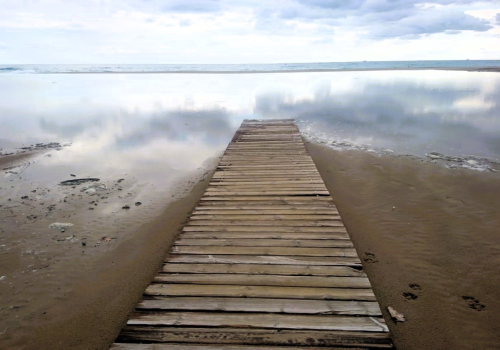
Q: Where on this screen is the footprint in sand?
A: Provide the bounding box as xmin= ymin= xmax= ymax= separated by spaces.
xmin=403 ymin=292 xmax=418 ymax=300
xmin=363 ymin=252 xmax=378 ymax=263
xmin=403 ymin=284 xmax=421 ymax=300
xmin=462 ymin=296 xmax=485 ymax=311
xmin=409 ymin=283 xmax=421 ymax=290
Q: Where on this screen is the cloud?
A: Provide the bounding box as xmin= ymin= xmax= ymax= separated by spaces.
xmin=160 ymin=0 xmax=221 ymax=13
xmin=496 ymin=13 xmax=500 ymax=24
xmin=253 ymin=79 xmax=500 ymax=156
xmin=0 ymin=0 xmax=497 ymax=63
xmin=270 ymin=0 xmax=492 ymax=38
xmin=368 ymin=9 xmax=492 ymax=39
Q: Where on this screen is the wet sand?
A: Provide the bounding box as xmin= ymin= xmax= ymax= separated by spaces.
xmin=2 ymin=143 xmax=500 ymax=349
xmin=306 ymin=143 xmax=500 ymax=350
xmin=0 ymin=152 xmax=216 ymax=349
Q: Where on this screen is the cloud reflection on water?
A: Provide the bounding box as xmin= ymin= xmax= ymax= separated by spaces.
xmin=1 ymin=70 xmax=500 ymax=181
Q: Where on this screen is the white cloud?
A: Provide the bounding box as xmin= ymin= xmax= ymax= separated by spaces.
xmin=0 ymin=0 xmax=498 ymax=63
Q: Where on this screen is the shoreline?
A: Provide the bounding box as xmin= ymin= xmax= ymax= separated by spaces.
xmin=42 ymin=67 xmax=500 ymax=74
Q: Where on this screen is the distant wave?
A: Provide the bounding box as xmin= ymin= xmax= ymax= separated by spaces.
xmin=1 ymin=61 xmax=500 ymax=74
xmin=0 ymin=67 xmax=20 ymax=71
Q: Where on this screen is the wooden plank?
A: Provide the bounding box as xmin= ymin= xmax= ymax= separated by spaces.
xmin=200 ymin=196 xmax=333 ymax=201
xmin=196 ymin=201 xmax=335 ymax=207
xmin=114 ymin=328 xmax=392 ymax=348
xmin=182 ymin=226 xmax=347 ymax=233
xmin=196 ymin=204 xmax=336 ymax=209
xmin=195 ymin=205 xmax=336 ymax=210
xmin=161 ymin=263 xmax=365 ymax=277
xmin=224 ymin=150 xmax=309 ymax=157
xmin=113 ymin=343 xmax=374 ymax=350
xmin=175 ymin=238 xmax=352 ymax=247
xmin=170 ymin=246 xmax=358 ymax=257
xmin=185 ymin=220 xmax=343 ymax=227
xmin=166 ymin=255 xmax=361 ymax=266
xmin=218 ymin=162 xmax=315 ymax=166
xmin=206 ymin=186 xmax=328 ymax=191
xmin=154 ymin=274 xmax=371 ymax=288
xmin=189 ymin=214 xmax=340 ymax=220
xmin=136 ymin=297 xmax=382 ymax=316
xmin=220 ymin=157 xmax=313 ymax=161
xmin=209 ymin=178 xmax=324 ymax=183
xmin=202 ymin=191 xmax=331 ymax=196
xmin=212 ymin=172 xmax=319 ymax=177
xmin=126 ymin=311 xmax=387 ymax=332
xmin=227 ymin=145 xmax=306 ymax=151
xmin=218 ymin=166 xmax=317 ymax=170
xmin=145 ymin=284 xmax=373 ymax=301
xmin=180 ymin=232 xmax=350 ymax=240
xmin=192 ymin=209 xmax=338 ymax=214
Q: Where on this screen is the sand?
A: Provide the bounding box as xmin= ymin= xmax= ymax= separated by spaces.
xmin=1 ymin=143 xmax=500 ymax=349
xmin=306 ymin=143 xmax=500 ymax=350
xmin=0 ymin=152 xmax=216 ymax=349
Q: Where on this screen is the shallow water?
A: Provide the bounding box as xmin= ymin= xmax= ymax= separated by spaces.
xmin=1 ymin=70 xmax=500 ymax=165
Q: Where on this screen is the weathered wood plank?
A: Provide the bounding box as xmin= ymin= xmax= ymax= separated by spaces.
xmin=192 ymin=209 xmax=339 ymax=215
xmin=195 ymin=205 xmax=337 ymax=210
xmin=153 ymin=274 xmax=371 ymax=288
xmin=166 ymin=254 xmax=361 ymax=266
xmin=145 ymin=284 xmax=372 ymax=301
xmin=136 ymin=297 xmax=381 ymax=315
xmin=209 ymin=180 xmax=325 ymax=184
xmin=203 ymin=191 xmax=331 ymax=196
xmin=112 ymin=344 xmax=372 ymax=350
xmin=200 ymin=196 xmax=333 ymax=201
xmin=179 ymin=232 xmax=350 ymax=240
xmin=185 ymin=220 xmax=343 ymax=227
xmin=175 ymin=238 xmax=352 ymax=247
xmin=114 ymin=328 xmax=392 ymax=348
xmin=161 ymin=263 xmax=365 ymax=277
xmin=208 ymin=183 xmax=326 ymax=188
xmin=170 ymin=246 xmax=358 ymax=257
xmin=182 ymin=226 xmax=347 ymax=233
xmin=189 ymin=214 xmax=340 ymax=220
xmin=126 ymin=311 xmax=387 ymax=332
xmin=206 ymin=186 xmax=328 ymax=191
xmin=220 ymin=157 xmax=313 ymax=161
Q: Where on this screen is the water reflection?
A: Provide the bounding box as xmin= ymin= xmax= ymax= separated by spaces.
xmin=1 ymin=70 xmax=500 ymax=179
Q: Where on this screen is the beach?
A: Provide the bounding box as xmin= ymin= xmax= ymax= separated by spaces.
xmin=307 ymin=143 xmax=500 ymax=350
xmin=1 ymin=69 xmax=500 ymax=349
xmin=1 ymin=143 xmax=500 ymax=349
xmin=0 ymin=150 xmax=218 ymax=349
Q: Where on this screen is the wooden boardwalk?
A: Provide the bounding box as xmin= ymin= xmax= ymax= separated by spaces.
xmin=112 ymin=119 xmax=393 ymax=349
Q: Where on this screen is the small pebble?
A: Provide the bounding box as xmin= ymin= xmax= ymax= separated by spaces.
xmin=135 ymin=202 xmax=142 ymax=206
xmin=122 ymin=205 xmax=130 ymax=209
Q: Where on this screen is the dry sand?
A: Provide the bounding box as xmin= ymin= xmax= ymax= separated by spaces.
xmin=2 ymin=143 xmax=500 ymax=349
xmin=307 ymin=143 xmax=500 ymax=350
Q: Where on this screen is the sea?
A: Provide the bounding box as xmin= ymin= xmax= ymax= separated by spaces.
xmin=1 ymin=60 xmax=500 ymax=180
xmin=1 ymin=60 xmax=500 ymax=74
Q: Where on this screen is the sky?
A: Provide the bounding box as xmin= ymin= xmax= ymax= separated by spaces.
xmin=0 ymin=0 xmax=499 ymax=64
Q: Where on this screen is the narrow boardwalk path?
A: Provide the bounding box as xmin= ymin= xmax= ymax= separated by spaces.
xmin=112 ymin=119 xmax=393 ymax=349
